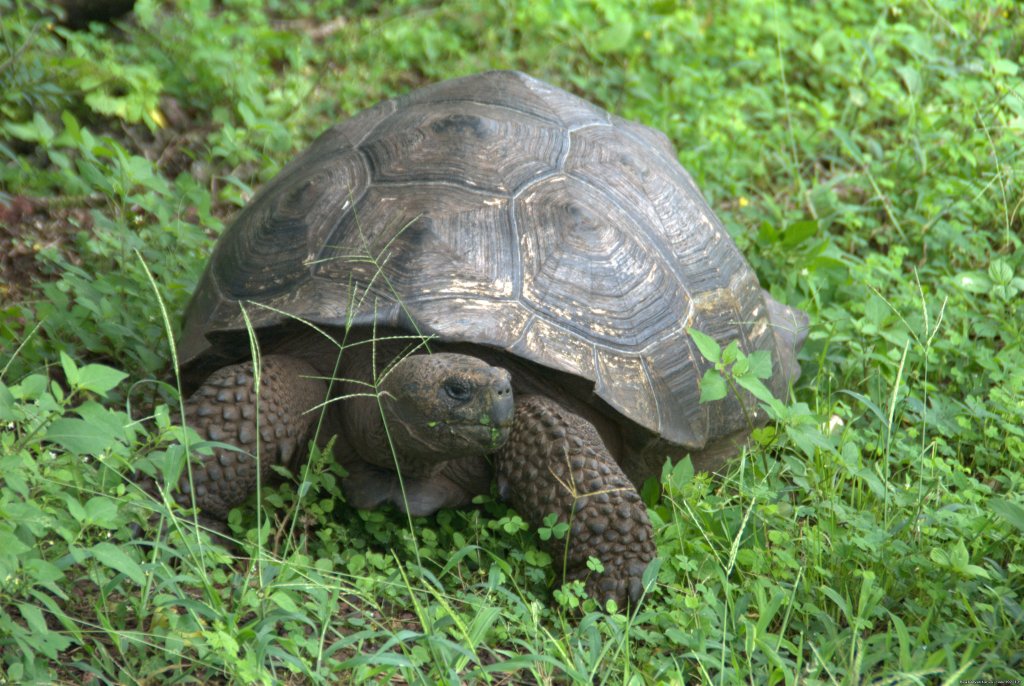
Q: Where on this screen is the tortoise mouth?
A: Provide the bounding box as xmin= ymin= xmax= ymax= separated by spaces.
xmin=428 ymin=389 xmax=514 ymax=450
xmin=430 ymin=418 xmax=511 ymax=453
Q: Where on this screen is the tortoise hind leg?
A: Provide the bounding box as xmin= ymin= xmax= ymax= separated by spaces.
xmin=495 ymin=395 xmax=656 ymax=609
xmin=168 ymin=355 xmax=327 ymax=520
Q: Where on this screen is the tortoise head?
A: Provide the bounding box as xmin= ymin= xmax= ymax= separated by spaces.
xmin=374 ymin=352 xmax=514 ymax=468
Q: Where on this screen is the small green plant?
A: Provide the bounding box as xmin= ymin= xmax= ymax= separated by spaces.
xmin=689 ymin=326 xmax=782 ymax=418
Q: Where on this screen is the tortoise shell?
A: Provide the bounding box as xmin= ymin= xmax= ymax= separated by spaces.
xmin=179 ymin=70 xmax=803 ymax=450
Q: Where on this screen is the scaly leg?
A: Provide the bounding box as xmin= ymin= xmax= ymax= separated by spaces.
xmin=495 ymin=395 xmax=655 ymax=608
xmin=166 ymin=355 xmax=326 ymax=519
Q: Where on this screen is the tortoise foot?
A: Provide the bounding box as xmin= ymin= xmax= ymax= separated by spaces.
xmin=496 ymin=395 xmax=656 ymax=609
xmin=164 ymin=355 xmax=325 ymax=519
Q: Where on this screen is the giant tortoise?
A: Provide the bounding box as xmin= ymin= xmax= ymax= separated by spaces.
xmin=170 ymin=70 xmax=807 ymax=607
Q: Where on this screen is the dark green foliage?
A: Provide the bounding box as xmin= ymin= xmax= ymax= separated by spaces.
xmin=1 ymin=0 xmax=1021 ymax=682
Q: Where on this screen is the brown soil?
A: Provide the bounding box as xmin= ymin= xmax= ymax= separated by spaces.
xmin=0 ymin=195 xmax=92 ymax=305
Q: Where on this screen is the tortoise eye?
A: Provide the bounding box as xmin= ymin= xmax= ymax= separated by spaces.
xmin=443 ymin=378 xmax=473 ymax=402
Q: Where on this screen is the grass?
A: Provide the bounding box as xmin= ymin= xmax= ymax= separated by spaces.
xmin=1 ymin=0 xmax=1022 ymax=683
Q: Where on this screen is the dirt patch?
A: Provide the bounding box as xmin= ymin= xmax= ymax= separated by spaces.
xmin=0 ymin=195 xmax=94 ymax=305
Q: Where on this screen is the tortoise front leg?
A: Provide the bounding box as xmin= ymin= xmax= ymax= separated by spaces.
xmin=495 ymin=395 xmax=656 ymax=608
xmin=167 ymin=355 xmax=327 ymax=520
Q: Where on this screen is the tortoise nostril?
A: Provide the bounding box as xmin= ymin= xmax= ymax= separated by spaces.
xmin=494 ymin=370 xmax=513 ymax=398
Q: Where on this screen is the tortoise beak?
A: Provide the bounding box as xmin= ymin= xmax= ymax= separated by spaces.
xmin=492 ymin=393 xmax=514 ymax=428
xmin=490 ymin=372 xmax=514 ymax=428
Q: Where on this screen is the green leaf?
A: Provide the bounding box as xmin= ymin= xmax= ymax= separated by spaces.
xmin=887 ymin=611 xmax=913 ymax=671
xmin=894 ymin=65 xmax=921 ymax=95
xmin=23 ymin=558 xmax=66 ymax=588
xmin=59 ymin=350 xmax=80 ymax=389
xmin=207 ymin=629 xmax=240 ymax=658
xmin=346 ymin=554 xmax=366 ymax=574
xmin=757 ymin=221 xmax=779 ymax=243
xmin=688 ymin=328 xmax=721 ymax=364
xmin=736 ymin=375 xmax=782 ymax=410
xmin=667 ymin=457 xmax=694 ymax=492
xmin=990 ymin=498 xmax=1024 ymax=533
xmin=90 ymin=542 xmax=147 ymax=585
xmin=810 ymin=39 xmax=825 ymax=63
xmin=949 ymin=539 xmax=969 ymax=570
xmin=641 ymin=556 xmax=661 ymax=590
xmin=17 ymin=603 xmax=72 ymax=657
xmin=46 ymin=417 xmax=118 ymax=455
xmin=781 ymin=219 xmax=817 ymax=246
xmin=76 ymin=364 xmax=128 ymax=395
xmin=270 ymin=591 xmax=301 ymax=613
xmin=58 ymin=110 xmax=82 ymax=144
xmin=747 ymin=350 xmax=774 ymax=380
xmin=17 ymin=374 xmax=49 ymax=400
xmin=64 ymin=493 xmax=87 ymax=524
xmin=594 ymin=16 xmax=635 ymax=54
xmin=0 ymin=529 xmax=31 ymax=557
xmin=3 ymin=120 xmax=47 ymax=143
xmin=640 ymin=475 xmax=661 ymax=507
xmin=838 ymin=390 xmax=888 ymax=427
xmin=31 ymin=112 xmax=55 ymax=144
xmin=84 ymin=496 xmax=120 ymax=528
xmin=77 ymin=402 xmax=132 ymax=443
xmin=953 ymin=270 xmax=991 ymax=294
xmin=731 ymin=355 xmax=749 ymax=376
xmin=17 ymin=602 xmax=50 ymax=635
xmin=992 ymin=58 xmax=1020 ymax=75
xmin=721 ymin=341 xmax=741 ymax=366
xmin=988 ymin=260 xmax=1014 ymax=285
xmin=699 ymin=370 xmax=727 ymax=403
xmin=0 ymin=383 xmax=16 ymax=421
xmin=962 ymin=565 xmax=990 ymax=579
